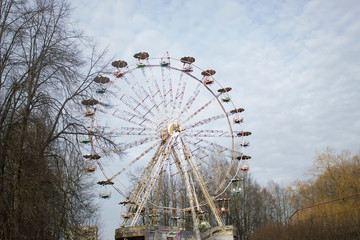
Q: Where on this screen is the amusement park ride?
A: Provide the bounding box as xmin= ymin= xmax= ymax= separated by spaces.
xmin=80 ymin=52 xmax=251 ymax=240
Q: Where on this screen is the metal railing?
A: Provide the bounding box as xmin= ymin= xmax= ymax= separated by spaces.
xmin=288 ymin=192 xmax=360 ymax=223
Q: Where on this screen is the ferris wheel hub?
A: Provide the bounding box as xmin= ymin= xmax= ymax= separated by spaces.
xmin=161 ymin=122 xmax=181 ymax=140
xmin=168 ymin=122 xmax=181 ymax=135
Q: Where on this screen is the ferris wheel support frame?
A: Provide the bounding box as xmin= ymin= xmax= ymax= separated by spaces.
xmin=179 ymin=138 xmax=224 ymax=227
xmin=172 ymin=138 xmax=201 ymax=240
xmin=130 ymin=136 xmax=175 ymax=226
xmin=121 ymin=142 xmax=164 ymax=226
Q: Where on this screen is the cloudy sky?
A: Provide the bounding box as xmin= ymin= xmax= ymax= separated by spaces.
xmin=72 ymin=0 xmax=360 ymax=238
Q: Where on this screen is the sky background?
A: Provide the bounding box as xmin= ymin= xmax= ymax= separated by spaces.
xmin=72 ymin=0 xmax=360 ymax=239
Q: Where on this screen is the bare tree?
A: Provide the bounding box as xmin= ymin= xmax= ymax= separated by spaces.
xmin=0 ymin=0 xmax=107 ymax=239
xmin=266 ymin=180 xmax=295 ymax=224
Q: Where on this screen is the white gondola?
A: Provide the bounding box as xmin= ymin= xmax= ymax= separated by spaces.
xmin=97 ymin=180 xmax=114 ymax=199
xmin=84 ymin=160 xmax=97 ymax=173
xmin=203 ymin=77 xmax=214 ymax=85
xmin=99 ymin=190 xmax=111 ymax=199
xmin=231 ymin=178 xmax=244 ymax=195
xmin=217 ymin=198 xmax=230 ymax=214
xmin=79 ymin=136 xmax=91 ymax=144
xmin=182 ymin=64 xmax=193 ymax=72
xmin=114 ymin=69 xmax=125 ymax=78
xmin=96 ymin=87 xmax=106 ymax=94
xmin=84 ymin=110 xmax=95 ymax=117
xmin=241 ymin=160 xmax=250 ymax=171
xmin=233 ymin=117 xmax=243 ymax=124
xmin=221 ymin=96 xmax=231 ymax=103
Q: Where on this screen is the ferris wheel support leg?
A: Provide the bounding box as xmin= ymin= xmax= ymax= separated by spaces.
xmin=189 ymin=173 xmax=202 ymax=215
xmin=179 ymin=139 xmax=225 ymax=227
xmin=154 ymin=164 xmax=164 ymax=216
xmin=130 ymin=137 xmax=175 ymax=226
xmin=120 ymin=143 xmax=164 ymax=227
xmin=173 ymin=141 xmax=201 ymax=240
xmin=170 ymin=150 xmax=200 ymax=213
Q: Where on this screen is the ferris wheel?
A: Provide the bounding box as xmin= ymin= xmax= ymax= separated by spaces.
xmin=81 ymin=52 xmax=251 ymax=232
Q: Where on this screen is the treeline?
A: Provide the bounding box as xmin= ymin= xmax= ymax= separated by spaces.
xmin=248 ymin=148 xmax=360 ymax=240
xmin=0 ymin=0 xmax=106 ymax=239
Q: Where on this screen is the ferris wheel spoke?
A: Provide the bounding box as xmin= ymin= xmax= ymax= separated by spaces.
xmin=139 ymin=67 xmax=163 ymax=114
xmin=146 ymin=88 xmax=163 ymax=116
xmin=96 ymin=108 xmax=144 ymax=128
xmin=124 ymin=70 xmax=149 ymax=95
xmin=136 ymin=81 xmax=164 ymax=118
xmin=106 ymin=91 xmax=157 ymax=125
xmin=95 ymin=127 xmax=157 ymax=138
xmin=140 ymin=79 xmax=163 ymax=116
xmin=184 ymin=129 xmax=241 ymax=138
xmin=112 ymin=84 xmax=158 ymax=118
xmin=115 ymin=78 xmax=156 ymax=116
xmin=111 ymin=109 xmax=156 ymax=127
xmin=176 ymin=81 xmax=187 ymax=116
xmin=168 ymin=159 xmax=207 ymax=179
xmin=127 ymin=70 xmax=163 ymax=116
xmin=145 ymin=62 xmax=165 ymax=105
xmin=115 ymin=131 xmax=157 ymax=137
xmin=176 ymin=81 xmax=202 ymax=120
xmin=185 ymin=135 xmax=240 ymax=155
xmin=189 ymin=147 xmax=211 ymax=164
xmin=137 ymin=86 xmax=165 ymax=118
xmin=113 ymin=136 xmax=158 ymax=153
xmin=153 ymin=76 xmax=164 ymax=103
xmin=121 ymin=76 xmax=147 ymax=107
xmin=161 ymin=67 xmax=170 ymax=116
xmin=109 ymin=140 xmax=162 ymax=181
xmin=105 ymin=162 xmax=133 ymax=193
xmin=96 ymin=160 xmax=131 ymax=198
xmin=98 ymin=159 xmax=132 ymax=197
xmin=185 ymin=138 xmax=227 ymax=168
xmin=112 ymin=185 xmax=128 ymax=199
xmin=155 ymin=82 xmax=168 ymax=119
xmin=117 ymin=127 xmax=157 ymax=135
xmin=129 ymin=94 xmax=157 ymax=118
xmin=111 ymin=112 xmax=152 ymax=128
xmin=162 ymin=70 xmax=175 ymax=118
xmin=171 ymin=72 xmax=185 ymax=116
xmin=164 ymin=79 xmax=174 ymax=118
xmin=183 ymin=112 xmax=229 ymax=130
xmin=182 ymin=93 xmax=222 ymax=124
